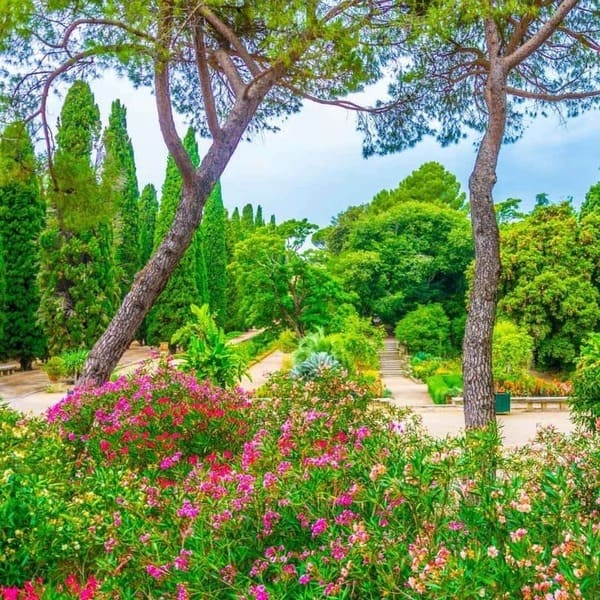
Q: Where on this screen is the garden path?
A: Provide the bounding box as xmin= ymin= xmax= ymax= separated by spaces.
xmin=379 ymin=338 xmax=432 ymax=407
xmin=240 ymin=350 xmax=287 ymax=391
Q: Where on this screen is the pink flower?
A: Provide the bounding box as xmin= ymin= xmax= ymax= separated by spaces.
xmin=159 ymin=451 xmax=182 ymax=470
xmin=177 ymin=499 xmax=199 ymax=518
xmin=311 ymin=518 xmax=328 ymax=538
xmin=146 ymin=564 xmax=168 ymax=579
xmin=176 ymin=584 xmax=189 ymax=600
xmin=298 ymin=574 xmax=311 ymax=585
xmin=104 ymin=537 xmax=117 ymax=553
xmin=510 ymin=528 xmax=528 ymax=542
xmin=174 ymin=549 xmax=193 ymax=571
xmin=263 ymin=472 xmax=278 ymax=488
xmin=249 ymin=584 xmax=269 ymax=600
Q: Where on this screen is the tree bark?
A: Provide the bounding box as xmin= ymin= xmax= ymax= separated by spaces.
xmin=462 ymin=20 xmax=507 ymax=429
xmin=79 ymin=90 xmax=273 ymax=387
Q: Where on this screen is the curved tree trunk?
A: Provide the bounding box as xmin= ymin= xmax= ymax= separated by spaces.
xmin=462 ymin=22 xmax=508 ymax=430
xmin=79 ymin=95 xmax=269 ymax=387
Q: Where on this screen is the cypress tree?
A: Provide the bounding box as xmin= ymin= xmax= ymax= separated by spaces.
xmin=0 ymin=122 xmax=45 ymax=368
xmin=269 ymin=214 xmax=276 ymax=229
xmin=147 ymin=128 xmax=204 ymax=346
xmin=0 ymin=232 xmax=5 ymax=349
xmin=226 ymin=206 xmax=242 ymax=259
xmin=255 ymin=204 xmax=264 ymax=227
xmin=38 ymin=81 xmax=118 ymax=354
xmin=200 ymin=181 xmax=227 ymax=326
xmin=241 ymin=203 xmax=254 ymax=235
xmin=102 ymin=100 xmax=140 ymax=297
xmin=135 ymin=183 xmax=159 ymax=344
xmin=138 ymin=184 xmax=158 ymax=265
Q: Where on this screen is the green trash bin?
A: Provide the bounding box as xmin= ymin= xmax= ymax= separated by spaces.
xmin=495 ymin=392 xmax=511 ymax=414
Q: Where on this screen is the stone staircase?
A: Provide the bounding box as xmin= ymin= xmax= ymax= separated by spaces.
xmin=379 ymin=338 xmax=409 ymax=377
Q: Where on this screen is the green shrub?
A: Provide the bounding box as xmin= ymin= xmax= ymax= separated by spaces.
xmin=43 ymin=356 xmax=66 ymax=380
xmin=570 ymin=333 xmax=600 ymax=430
xmin=293 ymin=327 xmax=333 ymax=364
xmin=277 ymin=328 xmax=298 ymax=353
xmin=395 ymin=304 xmax=452 ymax=356
xmin=426 ymin=373 xmax=463 ymax=404
xmin=59 ymin=348 xmax=89 ymax=381
xmin=492 ymin=319 xmax=534 ymax=382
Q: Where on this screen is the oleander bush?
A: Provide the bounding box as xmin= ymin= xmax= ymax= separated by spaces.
xmin=2 ymin=366 xmax=600 ymax=599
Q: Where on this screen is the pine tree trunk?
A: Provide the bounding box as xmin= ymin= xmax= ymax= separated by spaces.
xmin=79 ymin=92 xmax=270 ymax=387
xmin=463 ymin=29 xmax=507 ymax=430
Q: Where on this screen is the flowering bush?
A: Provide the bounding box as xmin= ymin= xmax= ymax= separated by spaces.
xmin=496 ymin=375 xmax=572 ymax=397
xmin=1 ymin=366 xmax=599 ymax=598
xmin=47 ymin=360 xmax=253 ymax=471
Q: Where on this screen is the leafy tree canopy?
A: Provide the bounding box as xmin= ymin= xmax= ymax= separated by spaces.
xmin=498 ymin=201 xmax=600 ymax=368
xmin=230 ymin=224 xmax=350 ymax=337
xmin=370 ymin=162 xmax=467 ymax=213
xmin=328 ymin=200 xmax=473 ymax=326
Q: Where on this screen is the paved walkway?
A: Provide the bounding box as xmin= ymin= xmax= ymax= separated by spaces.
xmin=240 ymin=350 xmax=287 ymax=391
xmin=0 ymin=330 xmax=267 ymax=416
xmin=378 ymin=337 xmax=576 ymax=446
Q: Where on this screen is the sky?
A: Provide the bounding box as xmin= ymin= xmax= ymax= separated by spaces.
xmin=66 ymin=73 xmax=600 ymax=228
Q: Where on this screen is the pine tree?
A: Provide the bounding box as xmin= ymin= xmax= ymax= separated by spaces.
xmin=255 ymin=204 xmax=264 ymax=227
xmin=147 ymin=128 xmax=204 ymax=346
xmin=0 ymin=122 xmax=45 ymax=368
xmin=200 ymin=181 xmax=227 ymax=326
xmin=38 ymin=81 xmax=118 ymax=355
xmin=102 ymin=100 xmax=140 ymax=297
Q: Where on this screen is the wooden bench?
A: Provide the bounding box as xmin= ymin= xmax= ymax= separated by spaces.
xmin=0 ymin=363 xmax=19 ymax=376
xmin=451 ymin=396 xmax=569 ymax=411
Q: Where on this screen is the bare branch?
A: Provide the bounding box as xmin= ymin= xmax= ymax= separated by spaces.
xmin=59 ymin=17 xmax=155 ymax=47
xmin=199 ymin=6 xmax=261 ymax=77
xmin=556 ymin=25 xmax=600 ymax=52
xmin=283 ymin=84 xmax=419 ymax=114
xmin=506 ymin=86 xmax=600 ymax=101
xmin=194 ymin=22 xmax=222 ymax=140
xmin=504 ymin=0 xmax=580 ymax=69
xmin=214 ymin=49 xmax=246 ymax=97
xmin=505 ymin=13 xmax=535 ymax=55
xmin=154 ymin=13 xmax=195 ymax=184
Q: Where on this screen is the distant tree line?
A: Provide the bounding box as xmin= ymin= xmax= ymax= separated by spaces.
xmin=0 ymin=93 xmax=598 ymax=381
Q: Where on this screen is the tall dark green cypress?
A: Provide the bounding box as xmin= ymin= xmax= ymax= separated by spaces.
xmin=102 ymin=100 xmax=140 ymax=297
xmin=241 ymin=203 xmax=255 ymax=235
xmin=255 ymin=204 xmax=264 ymax=227
xmin=0 ymin=122 xmax=45 ymax=368
xmin=226 ymin=206 xmax=242 ymax=260
xmin=138 ymin=184 xmax=158 ymax=265
xmin=38 ymin=81 xmax=118 ymax=354
xmin=200 ymin=181 xmax=227 ymax=326
xmin=147 ymin=128 xmax=205 ymax=346
xmin=136 ymin=184 xmax=159 ymax=344
xmin=0 ymin=232 xmax=5 ymax=349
